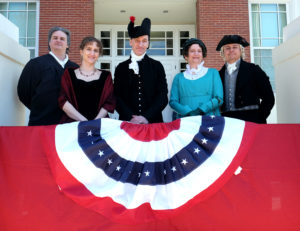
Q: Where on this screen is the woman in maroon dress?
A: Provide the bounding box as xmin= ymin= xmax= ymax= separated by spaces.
xmin=58 ymin=37 xmax=115 ymax=123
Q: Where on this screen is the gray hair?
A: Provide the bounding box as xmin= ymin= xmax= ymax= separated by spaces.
xmin=220 ymin=44 xmax=245 ymax=61
xmin=48 ymin=26 xmax=71 ymax=54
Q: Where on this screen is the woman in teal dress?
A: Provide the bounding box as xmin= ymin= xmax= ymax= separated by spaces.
xmin=170 ymin=38 xmax=223 ymax=119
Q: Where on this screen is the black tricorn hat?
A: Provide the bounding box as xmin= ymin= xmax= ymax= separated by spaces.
xmin=216 ymin=35 xmax=249 ymax=51
xmin=127 ymin=16 xmax=151 ymax=38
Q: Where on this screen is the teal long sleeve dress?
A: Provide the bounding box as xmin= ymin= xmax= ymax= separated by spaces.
xmin=169 ymin=68 xmax=223 ymax=118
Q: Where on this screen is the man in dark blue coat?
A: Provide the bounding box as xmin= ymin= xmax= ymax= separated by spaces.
xmin=114 ymin=17 xmax=168 ymax=124
xmin=216 ymin=35 xmax=275 ymax=123
xmin=17 ymin=26 xmax=78 ymax=126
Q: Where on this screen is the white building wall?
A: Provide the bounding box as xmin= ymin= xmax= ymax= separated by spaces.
xmin=248 ymin=0 xmax=299 ymax=124
xmin=272 ymin=16 xmax=300 ymax=123
xmin=0 ymin=14 xmax=19 ymax=42
xmin=0 ymin=18 xmax=30 ymax=126
xmin=288 ymin=0 xmax=300 ymax=22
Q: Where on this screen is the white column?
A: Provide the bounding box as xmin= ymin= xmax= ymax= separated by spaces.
xmin=272 ymin=17 xmax=300 ymax=123
xmin=0 ymin=16 xmax=30 ymax=126
xmin=288 ymin=0 xmax=300 ymax=22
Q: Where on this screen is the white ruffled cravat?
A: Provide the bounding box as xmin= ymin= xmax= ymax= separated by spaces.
xmin=183 ymin=61 xmax=208 ymax=80
xmin=129 ymin=50 xmax=146 ymax=75
xmin=227 ymin=62 xmax=238 ymax=75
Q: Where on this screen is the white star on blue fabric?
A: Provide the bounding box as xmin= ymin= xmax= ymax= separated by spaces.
xmin=87 ymin=130 xmax=92 ymax=136
xmin=202 ymin=138 xmax=208 ymax=144
xmin=144 ymin=171 xmax=150 ymax=176
xmin=107 ymin=159 xmax=113 ymax=165
xmin=98 ymin=150 xmax=104 ymax=157
xmin=116 ymin=165 xmax=121 ymax=171
xmin=181 ymin=159 xmax=188 ymax=165
xmin=208 ymin=127 xmax=214 ymax=132
xmin=171 ymin=166 xmax=177 ymax=172
xmin=194 ymin=148 xmax=200 ymax=154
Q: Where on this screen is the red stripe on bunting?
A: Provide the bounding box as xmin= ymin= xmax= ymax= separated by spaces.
xmin=120 ymin=119 xmax=181 ymax=141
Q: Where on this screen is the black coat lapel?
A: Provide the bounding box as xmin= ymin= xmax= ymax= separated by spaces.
xmin=219 ymin=65 xmax=226 ymax=84
xmin=236 ymin=59 xmax=249 ymax=91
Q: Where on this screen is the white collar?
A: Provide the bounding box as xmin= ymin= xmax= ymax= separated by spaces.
xmin=131 ymin=50 xmax=146 ymax=61
xmin=129 ymin=50 xmax=146 ymax=75
xmin=183 ymin=61 xmax=208 ymax=80
xmin=226 ymin=59 xmax=240 ymax=75
xmin=49 ymin=51 xmax=69 ymax=68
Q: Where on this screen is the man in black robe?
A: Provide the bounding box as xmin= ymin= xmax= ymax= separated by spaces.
xmin=216 ymin=35 xmax=275 ymax=124
xmin=17 ymin=26 xmax=78 ymax=126
xmin=114 ymin=17 xmax=168 ymax=124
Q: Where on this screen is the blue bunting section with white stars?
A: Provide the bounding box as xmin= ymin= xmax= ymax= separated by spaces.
xmin=78 ymin=116 xmax=224 ymax=185
xmin=52 ymin=116 xmax=246 ymax=221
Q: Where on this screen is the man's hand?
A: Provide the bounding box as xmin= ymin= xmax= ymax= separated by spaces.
xmin=130 ymin=115 xmax=149 ymax=124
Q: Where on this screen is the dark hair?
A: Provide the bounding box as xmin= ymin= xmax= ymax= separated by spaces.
xmin=48 ymin=26 xmax=71 ymax=54
xmin=79 ymin=36 xmax=103 ymax=55
xmin=182 ymin=38 xmax=207 ymax=58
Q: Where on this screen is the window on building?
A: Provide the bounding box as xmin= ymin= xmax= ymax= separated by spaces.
xmin=179 ymin=31 xmax=191 ymax=72
xmin=100 ymin=62 xmax=111 ymax=71
xmin=179 ymin=31 xmax=190 ymax=55
xmin=116 ymin=31 xmax=174 ymax=56
xmin=0 ymin=1 xmax=38 ymax=58
xmin=100 ymin=31 xmax=111 ymax=56
xmin=116 ymin=31 xmax=129 ymax=56
xmin=180 ymin=62 xmax=187 ymax=72
xmin=251 ymin=3 xmax=287 ymax=90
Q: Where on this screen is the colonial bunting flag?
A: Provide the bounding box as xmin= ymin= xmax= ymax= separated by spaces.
xmin=0 ymin=116 xmax=300 ymax=231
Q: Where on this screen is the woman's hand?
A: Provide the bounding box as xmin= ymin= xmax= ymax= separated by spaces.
xmin=94 ymin=108 xmax=108 ymax=119
xmin=62 ymin=101 xmax=88 ymax=121
xmin=188 ymin=108 xmax=204 ymax=116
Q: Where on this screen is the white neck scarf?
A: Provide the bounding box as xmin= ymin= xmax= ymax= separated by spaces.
xmin=183 ymin=61 xmax=208 ymax=80
xmin=226 ymin=60 xmax=239 ymax=75
xmin=129 ymin=50 xmax=146 ymax=75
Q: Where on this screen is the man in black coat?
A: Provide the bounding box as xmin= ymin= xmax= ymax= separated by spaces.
xmin=114 ymin=17 xmax=168 ymax=124
xmin=17 ymin=26 xmax=78 ymax=126
xmin=216 ymin=35 xmax=275 ymax=123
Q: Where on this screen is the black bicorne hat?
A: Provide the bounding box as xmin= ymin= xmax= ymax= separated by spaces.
xmin=127 ymin=16 xmax=151 ymax=38
xmin=216 ymin=35 xmax=249 ymax=51
xmin=182 ymin=38 xmax=207 ymax=58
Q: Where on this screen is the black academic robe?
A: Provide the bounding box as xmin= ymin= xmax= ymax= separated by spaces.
xmin=114 ymin=54 xmax=168 ymax=123
xmin=17 ymin=54 xmax=78 ymax=126
xmin=219 ymin=59 xmax=275 ymax=123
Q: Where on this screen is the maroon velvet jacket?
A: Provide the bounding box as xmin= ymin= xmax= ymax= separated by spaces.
xmin=58 ymin=68 xmax=116 ymax=123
